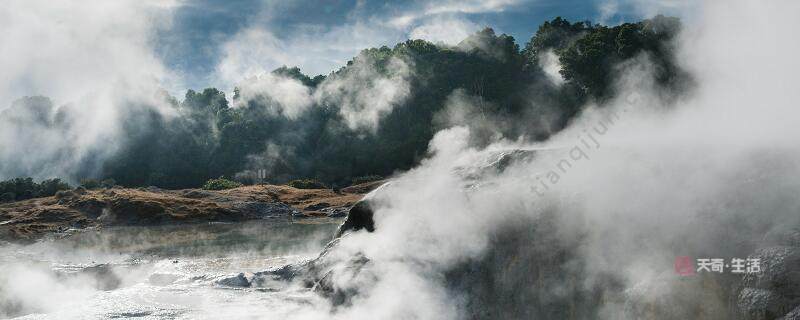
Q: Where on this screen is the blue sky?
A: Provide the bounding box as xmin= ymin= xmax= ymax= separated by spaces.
xmin=153 ymin=0 xmax=681 ymax=91
xmin=0 ymin=0 xmax=692 ymax=105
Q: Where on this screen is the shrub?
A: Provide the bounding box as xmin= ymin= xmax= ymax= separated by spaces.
xmin=1 ymin=192 xmax=15 ymax=202
xmin=0 ymin=177 xmax=71 ymax=202
xmin=202 ymin=177 xmax=242 ymax=190
xmin=101 ymin=178 xmax=117 ymax=188
xmin=287 ymin=179 xmax=328 ymax=189
xmin=39 ymin=178 xmax=71 ymax=196
xmin=79 ymin=179 xmax=101 ymax=190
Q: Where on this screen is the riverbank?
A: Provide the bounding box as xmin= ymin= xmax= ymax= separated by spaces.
xmin=0 ymin=181 xmax=383 ymax=242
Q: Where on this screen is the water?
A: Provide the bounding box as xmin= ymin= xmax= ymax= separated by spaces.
xmin=0 ymin=220 xmax=340 ymax=319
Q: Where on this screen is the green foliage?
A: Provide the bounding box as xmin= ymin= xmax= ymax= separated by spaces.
xmin=100 ymin=178 xmax=117 ymax=188
xmin=79 ymin=178 xmax=101 ymax=190
xmin=541 ymin=15 xmax=685 ymax=98
xmin=272 ymin=66 xmax=326 ymax=87
xmin=71 ymin=17 xmax=684 ymax=190
xmin=522 ymin=17 xmax=590 ymax=70
xmin=202 ymin=177 xmax=242 ymax=190
xmin=0 ymin=177 xmax=71 ymax=203
xmin=39 ymin=178 xmax=72 ymax=195
xmin=1 ymin=192 xmax=15 ymax=202
xmin=287 ymin=179 xmax=328 ymax=189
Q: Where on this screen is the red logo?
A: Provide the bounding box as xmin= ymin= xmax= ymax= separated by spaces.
xmin=675 ymin=256 xmax=695 ymax=276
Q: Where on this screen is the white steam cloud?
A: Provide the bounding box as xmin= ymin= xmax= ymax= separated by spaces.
xmin=305 ymin=0 xmax=800 ymax=318
xmin=0 ymin=1 xmax=181 ymax=181
xmin=538 ymin=49 xmax=565 ymax=85
xmin=3 ymin=0 xmax=797 ymax=318
xmin=233 ymin=73 xmax=314 ymax=119
xmin=315 ymin=55 xmax=413 ymax=131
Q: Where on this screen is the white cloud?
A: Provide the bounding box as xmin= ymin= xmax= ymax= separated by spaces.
xmin=215 ymin=21 xmax=401 ymax=85
xmin=408 ymin=16 xmax=481 ymax=45
xmin=595 ymin=0 xmax=699 ymax=23
xmin=0 ymin=0 xmax=179 ymax=105
xmin=214 ymin=0 xmax=522 ymax=88
xmin=423 ymin=0 xmax=521 ymax=15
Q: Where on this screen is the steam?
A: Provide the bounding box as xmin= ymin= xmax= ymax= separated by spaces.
xmin=315 ymin=55 xmax=413 ymax=131
xmin=0 ymin=1 xmax=181 ymax=181
xmin=538 ymin=49 xmax=565 ymax=85
xmin=308 ymin=0 xmax=800 ymax=318
xmin=0 ymin=222 xmax=338 ymax=318
xmin=233 ymin=73 xmax=314 ymax=119
xmin=2 ymin=0 xmax=798 ymax=318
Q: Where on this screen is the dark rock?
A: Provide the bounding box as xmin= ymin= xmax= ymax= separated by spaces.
xmin=736 ymin=228 xmax=800 ymax=319
xmin=334 ymin=199 xmax=376 ymax=238
xmin=781 ymin=305 xmax=800 ymax=320
xmin=324 ymin=207 xmax=348 ymax=218
xmin=292 ymin=211 xmax=310 ymax=219
xmin=217 ymin=272 xmax=252 ymax=287
xmin=182 ymin=190 xmax=212 ymax=199
xmin=738 ymin=288 xmax=796 ymax=319
xmin=742 ymin=246 xmax=800 ymax=297
xmin=305 ymin=202 xmax=331 ymax=211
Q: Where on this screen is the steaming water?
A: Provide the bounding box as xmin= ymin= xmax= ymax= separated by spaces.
xmin=0 ymin=221 xmax=339 ymax=319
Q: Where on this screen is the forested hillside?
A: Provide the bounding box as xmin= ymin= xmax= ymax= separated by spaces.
xmin=0 ymin=16 xmax=687 ymax=190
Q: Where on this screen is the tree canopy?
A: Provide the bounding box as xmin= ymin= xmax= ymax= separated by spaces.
xmin=1 ymin=16 xmax=688 ymax=190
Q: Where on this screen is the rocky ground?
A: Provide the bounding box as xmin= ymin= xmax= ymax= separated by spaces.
xmin=0 ymin=181 xmax=384 ymax=242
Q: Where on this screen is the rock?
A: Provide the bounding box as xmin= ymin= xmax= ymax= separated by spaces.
xmin=741 ymin=246 xmax=800 ymax=297
xmin=182 ymin=190 xmax=212 ymax=199
xmin=324 ymin=207 xmax=348 ymax=218
xmin=54 ymin=190 xmax=75 ymax=199
xmin=736 ymin=227 xmax=800 ymax=319
xmin=292 ymin=211 xmax=310 ymax=219
xmin=781 ymin=305 xmax=800 ymax=320
xmin=217 ymin=272 xmax=252 ymax=287
xmin=763 ymin=228 xmax=800 ymax=249
xmin=334 ymin=200 xmax=374 ymax=238
xmin=332 ymin=182 xmax=391 ymax=238
xmin=305 ymin=202 xmax=331 ymax=211
xmin=738 ymin=287 xmax=795 ymax=319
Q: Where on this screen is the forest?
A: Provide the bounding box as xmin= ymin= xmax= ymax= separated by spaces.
xmin=0 ymin=16 xmax=687 ymax=200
